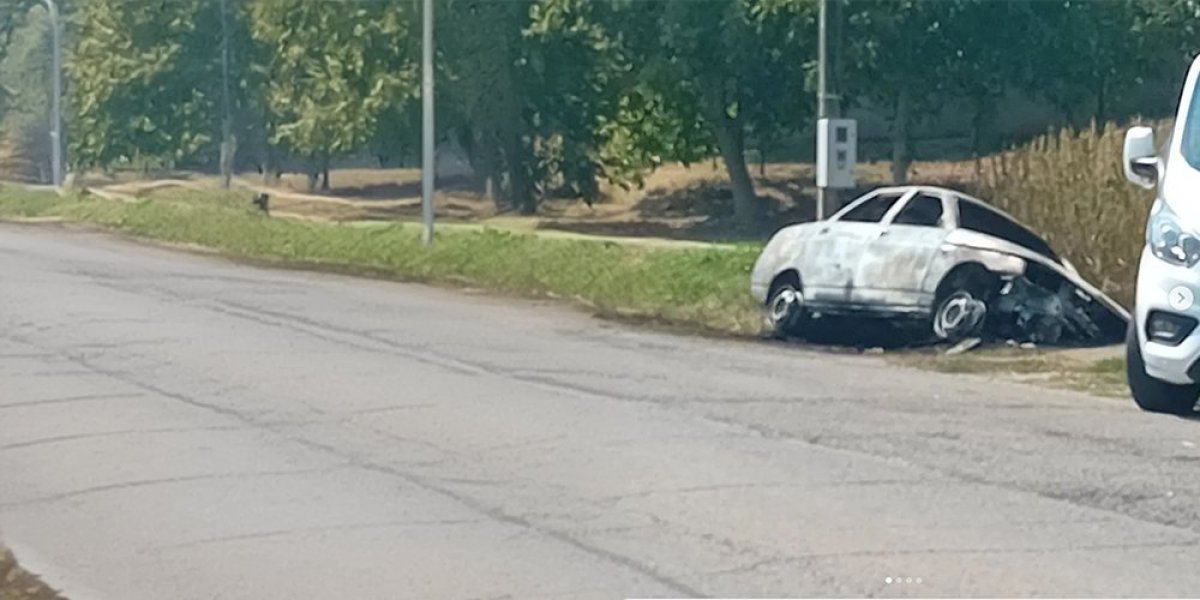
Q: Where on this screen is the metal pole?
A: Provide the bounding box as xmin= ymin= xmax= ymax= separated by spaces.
xmin=43 ymin=0 xmax=63 ymax=190
xmin=420 ymin=0 xmax=435 ymax=245
xmin=816 ymin=0 xmax=827 ymax=221
xmin=219 ymin=0 xmax=233 ymax=190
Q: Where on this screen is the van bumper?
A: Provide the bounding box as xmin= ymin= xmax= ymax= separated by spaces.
xmin=1135 ymin=248 xmax=1200 ymax=384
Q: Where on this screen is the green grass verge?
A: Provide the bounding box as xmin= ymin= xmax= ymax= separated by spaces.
xmin=0 ymin=185 xmax=765 ymax=336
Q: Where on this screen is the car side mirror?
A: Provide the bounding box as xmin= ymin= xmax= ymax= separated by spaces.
xmin=1124 ymin=126 xmax=1159 ymax=189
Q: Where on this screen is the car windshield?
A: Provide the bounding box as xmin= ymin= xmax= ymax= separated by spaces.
xmin=1182 ymin=78 xmax=1200 ymax=170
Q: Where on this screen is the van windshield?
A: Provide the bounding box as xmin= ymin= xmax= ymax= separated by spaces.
xmin=1182 ymin=80 xmax=1200 ymax=170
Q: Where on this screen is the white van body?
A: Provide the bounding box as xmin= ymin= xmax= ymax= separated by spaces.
xmin=1124 ymin=55 xmax=1200 ymax=414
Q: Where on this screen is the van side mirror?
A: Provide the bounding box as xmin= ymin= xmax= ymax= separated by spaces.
xmin=1124 ymin=126 xmax=1159 ymax=189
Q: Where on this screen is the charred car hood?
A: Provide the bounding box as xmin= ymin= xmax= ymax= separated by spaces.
xmin=945 ymin=228 xmax=1130 ymax=322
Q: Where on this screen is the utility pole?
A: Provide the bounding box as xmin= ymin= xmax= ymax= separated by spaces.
xmin=219 ymin=0 xmax=233 ymax=190
xmin=43 ymin=0 xmax=63 ymax=190
xmin=420 ymin=0 xmax=435 ymax=246
xmin=816 ymin=0 xmax=832 ymax=221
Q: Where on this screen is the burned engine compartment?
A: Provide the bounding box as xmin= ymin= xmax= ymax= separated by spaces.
xmin=968 ymin=263 xmax=1127 ymax=346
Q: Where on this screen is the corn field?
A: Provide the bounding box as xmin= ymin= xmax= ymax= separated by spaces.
xmin=977 ymin=121 xmax=1171 ymax=308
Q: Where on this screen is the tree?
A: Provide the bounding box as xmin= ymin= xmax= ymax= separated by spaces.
xmin=438 ymin=0 xmax=746 ymax=215
xmin=438 ymin=0 xmax=538 ymax=211
xmin=248 ymin=0 xmax=419 ymax=191
xmin=68 ymin=0 xmax=263 ymax=173
xmin=0 ymin=2 xmax=24 ymax=59
xmin=840 ymin=0 xmax=962 ymax=183
xmin=1021 ymin=1 xmax=1155 ymax=125
xmin=619 ymin=0 xmax=815 ymax=230
xmin=525 ymin=0 xmax=712 ymax=204
xmin=0 ymin=3 xmax=51 ymax=181
xmin=936 ymin=1 xmax=1036 ymax=158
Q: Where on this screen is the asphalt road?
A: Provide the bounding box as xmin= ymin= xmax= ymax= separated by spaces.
xmin=3 ymin=224 xmax=1200 ymax=599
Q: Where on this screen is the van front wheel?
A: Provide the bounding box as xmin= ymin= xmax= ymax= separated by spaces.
xmin=1127 ymin=321 xmax=1199 ymax=415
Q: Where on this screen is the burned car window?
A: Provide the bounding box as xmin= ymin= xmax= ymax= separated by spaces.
xmin=957 ymin=199 xmax=1060 ymax=262
xmin=892 ymin=194 xmax=944 ymax=227
xmin=840 ymin=194 xmax=901 ymax=223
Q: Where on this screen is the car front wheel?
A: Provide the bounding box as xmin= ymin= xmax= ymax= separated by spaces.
xmin=931 ymin=289 xmax=987 ymax=342
xmin=1126 ymin=320 xmax=1199 ymax=415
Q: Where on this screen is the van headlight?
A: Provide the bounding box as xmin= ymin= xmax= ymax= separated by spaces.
xmin=1148 ymin=202 xmax=1200 ymax=267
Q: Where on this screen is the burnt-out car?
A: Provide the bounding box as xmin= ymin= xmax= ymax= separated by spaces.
xmin=750 ymin=186 xmax=1128 ymax=346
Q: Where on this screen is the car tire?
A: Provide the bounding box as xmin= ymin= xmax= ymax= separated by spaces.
xmin=931 ymin=287 xmax=988 ymax=342
xmin=766 ymin=277 xmax=807 ymax=340
xmin=1126 ymin=320 xmax=1199 ymax=415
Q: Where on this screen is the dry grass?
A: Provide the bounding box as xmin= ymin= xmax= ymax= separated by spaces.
xmin=0 ymin=548 xmax=63 ymax=600
xmin=205 ymin=158 xmax=977 ymax=242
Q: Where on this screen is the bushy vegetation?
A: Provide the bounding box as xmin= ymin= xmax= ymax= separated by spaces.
xmin=0 ymin=185 xmax=764 ymax=335
xmin=4 ymin=0 xmax=1199 ymax=229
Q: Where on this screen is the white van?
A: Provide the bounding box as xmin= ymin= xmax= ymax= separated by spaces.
xmin=1124 ymin=55 xmax=1200 ymax=415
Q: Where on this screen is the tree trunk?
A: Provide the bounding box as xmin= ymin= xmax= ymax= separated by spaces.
xmin=702 ymin=87 xmax=760 ymax=232
xmin=474 ymin=129 xmax=506 ymax=211
xmin=320 ymin=154 xmax=331 ymax=191
xmin=508 ymin=145 xmax=536 ymax=216
xmin=712 ymin=118 xmax=759 ymax=232
xmin=891 ymin=89 xmax=912 ymax=185
xmin=499 ymin=101 xmax=534 ymax=214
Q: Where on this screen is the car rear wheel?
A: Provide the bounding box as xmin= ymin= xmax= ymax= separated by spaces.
xmin=766 ymin=278 xmax=806 ymax=339
xmin=1126 ymin=320 xmax=1199 ymax=415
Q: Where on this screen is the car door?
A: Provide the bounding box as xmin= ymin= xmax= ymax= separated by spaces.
xmin=801 ymin=191 xmax=907 ymax=303
xmin=851 ymin=191 xmax=952 ymax=308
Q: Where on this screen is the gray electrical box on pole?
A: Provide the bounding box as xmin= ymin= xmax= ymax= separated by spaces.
xmin=816 ymin=118 xmax=856 ymax=190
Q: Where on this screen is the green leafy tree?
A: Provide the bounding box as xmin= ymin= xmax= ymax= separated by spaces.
xmin=443 ymin=0 xmax=719 ymax=214
xmin=526 ymin=0 xmax=712 ymax=203
xmin=0 ymin=3 xmax=51 ymax=181
xmin=69 ymin=0 xmax=227 ymax=170
xmin=248 ymin=0 xmax=419 ymax=190
xmin=623 ymin=0 xmax=815 ymax=230
xmin=935 ymin=1 xmax=1038 ymax=157
xmin=438 ymin=0 xmax=530 ymax=210
xmin=840 ymin=0 xmax=962 ymax=183
xmin=1020 ymin=1 xmax=1173 ymax=125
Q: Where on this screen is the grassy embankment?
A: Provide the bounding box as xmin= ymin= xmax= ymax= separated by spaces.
xmin=0 ymin=185 xmax=765 ymax=336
